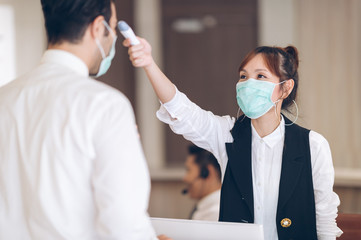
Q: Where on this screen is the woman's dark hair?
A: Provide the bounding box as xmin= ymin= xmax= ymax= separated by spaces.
xmin=41 ymin=0 xmax=114 ymax=44
xmin=238 ymin=46 xmax=299 ymax=111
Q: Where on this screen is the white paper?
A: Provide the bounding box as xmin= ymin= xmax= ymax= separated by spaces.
xmin=151 ymin=217 xmax=264 ymax=240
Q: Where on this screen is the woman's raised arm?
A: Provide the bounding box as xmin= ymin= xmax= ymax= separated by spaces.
xmin=123 ymin=37 xmax=176 ymax=104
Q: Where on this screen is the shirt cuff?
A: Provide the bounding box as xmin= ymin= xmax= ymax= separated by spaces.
xmin=317 ymin=226 xmax=343 ymax=240
xmin=318 ymin=232 xmax=343 ymax=240
xmin=156 ymin=86 xmax=189 ymax=124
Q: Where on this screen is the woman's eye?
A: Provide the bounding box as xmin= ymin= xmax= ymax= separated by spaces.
xmin=240 ymin=75 xmax=247 ymax=80
xmin=257 ymin=74 xmax=266 ymax=79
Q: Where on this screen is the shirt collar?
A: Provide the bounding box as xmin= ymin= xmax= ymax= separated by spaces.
xmin=40 ymin=49 xmax=89 ymax=77
xmin=197 ymin=189 xmax=221 ymax=210
xmin=251 ymin=116 xmax=285 ymax=148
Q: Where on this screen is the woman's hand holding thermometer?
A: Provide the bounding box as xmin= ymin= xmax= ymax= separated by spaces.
xmin=121 ymin=21 xmax=154 ymax=68
xmin=118 ymin=21 xmax=140 ymax=46
xmin=121 ymin=21 xmax=179 ymax=107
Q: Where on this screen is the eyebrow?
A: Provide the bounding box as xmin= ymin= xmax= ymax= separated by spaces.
xmin=240 ymin=68 xmax=269 ymax=73
xmin=255 ymin=69 xmax=269 ymax=72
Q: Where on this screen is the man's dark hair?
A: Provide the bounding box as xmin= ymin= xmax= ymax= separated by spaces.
xmin=41 ymin=0 xmax=113 ymax=44
xmin=188 ymin=145 xmax=221 ymax=181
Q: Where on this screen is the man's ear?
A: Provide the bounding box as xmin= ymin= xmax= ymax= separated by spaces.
xmin=281 ymin=79 xmax=295 ymax=99
xmin=89 ymin=15 xmax=105 ymax=39
xmin=206 ymin=165 xmax=215 ymax=178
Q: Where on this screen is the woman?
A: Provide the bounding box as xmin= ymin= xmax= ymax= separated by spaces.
xmin=124 ymin=38 xmax=342 ymax=240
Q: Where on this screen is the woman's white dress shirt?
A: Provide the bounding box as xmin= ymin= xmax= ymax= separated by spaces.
xmin=157 ymin=88 xmax=343 ymax=240
xmin=0 ymin=50 xmax=157 ymax=240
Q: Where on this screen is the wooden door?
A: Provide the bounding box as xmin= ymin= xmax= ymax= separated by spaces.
xmin=162 ymin=0 xmax=258 ymax=167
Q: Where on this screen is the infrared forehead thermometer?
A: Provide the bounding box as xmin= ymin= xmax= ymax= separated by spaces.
xmin=117 ymin=20 xmax=140 ymax=45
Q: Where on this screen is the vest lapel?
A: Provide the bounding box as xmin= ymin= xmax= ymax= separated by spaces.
xmin=226 ymin=117 xmax=254 ymax=218
xmin=277 ymin=120 xmax=305 ymax=210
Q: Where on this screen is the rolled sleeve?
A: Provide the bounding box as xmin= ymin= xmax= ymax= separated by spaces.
xmin=310 ymin=131 xmax=343 ymax=239
xmin=156 ymin=87 xmax=189 ymax=124
xmin=156 ymin=86 xmax=235 ymax=176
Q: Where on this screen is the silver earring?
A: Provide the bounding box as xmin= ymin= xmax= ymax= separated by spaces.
xmin=284 ymin=100 xmax=299 ymax=126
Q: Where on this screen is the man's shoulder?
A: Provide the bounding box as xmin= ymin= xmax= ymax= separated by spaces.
xmin=72 ymin=76 xmax=136 ymax=118
xmin=78 ymin=76 xmax=125 ymax=96
xmin=1 ymin=63 xmax=132 ymax=110
xmin=35 ymin=65 xmax=131 ymax=106
xmin=80 ymin=77 xmax=130 ymax=105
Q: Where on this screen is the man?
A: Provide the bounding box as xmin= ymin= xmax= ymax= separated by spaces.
xmin=0 ymin=0 xmax=158 ymax=239
xmin=183 ymin=145 xmax=222 ymax=221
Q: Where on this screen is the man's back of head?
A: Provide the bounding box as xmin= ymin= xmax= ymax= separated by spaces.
xmin=41 ymin=0 xmax=118 ymax=77
xmin=41 ymin=0 xmax=113 ymax=45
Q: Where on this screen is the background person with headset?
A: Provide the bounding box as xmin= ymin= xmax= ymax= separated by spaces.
xmin=182 ymin=145 xmax=222 ymax=221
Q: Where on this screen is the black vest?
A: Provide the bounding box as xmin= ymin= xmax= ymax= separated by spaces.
xmin=219 ymin=116 xmax=317 ymax=240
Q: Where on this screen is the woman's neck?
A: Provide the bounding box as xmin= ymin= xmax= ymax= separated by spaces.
xmin=251 ymin=109 xmax=281 ymax=138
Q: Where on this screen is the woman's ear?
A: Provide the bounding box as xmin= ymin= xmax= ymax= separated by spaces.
xmin=281 ymin=79 xmax=295 ymax=99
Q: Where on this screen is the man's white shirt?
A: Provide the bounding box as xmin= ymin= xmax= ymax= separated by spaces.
xmin=192 ymin=189 xmax=221 ymax=221
xmin=0 ymin=50 xmax=157 ymax=240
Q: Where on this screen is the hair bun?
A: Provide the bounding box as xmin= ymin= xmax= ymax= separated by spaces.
xmin=284 ymin=46 xmax=299 ymax=69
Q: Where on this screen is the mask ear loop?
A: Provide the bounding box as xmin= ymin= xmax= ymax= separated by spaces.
xmin=273 ymin=99 xmax=282 ymax=123
xmin=95 ymin=21 xmax=116 ymax=59
xmin=95 ymin=38 xmax=106 ymax=58
xmin=236 ymin=107 xmax=246 ymax=122
xmin=284 ymin=100 xmax=299 ymax=126
xmin=275 ymin=80 xmax=298 ymax=126
xmin=273 ymin=80 xmax=286 ymax=124
xmin=236 ymin=107 xmax=241 ymax=119
xmin=272 ymin=99 xmax=285 ymax=137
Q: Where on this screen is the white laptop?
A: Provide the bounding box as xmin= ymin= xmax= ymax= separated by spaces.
xmin=151 ymin=217 xmax=264 ymax=240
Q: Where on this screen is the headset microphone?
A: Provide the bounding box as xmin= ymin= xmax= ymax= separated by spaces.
xmin=181 ymin=168 xmax=208 ymax=195
xmin=182 ymin=178 xmax=198 ymax=195
xmin=181 ymin=176 xmax=199 ymax=195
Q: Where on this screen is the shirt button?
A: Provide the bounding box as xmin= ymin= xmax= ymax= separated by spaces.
xmin=257 ymin=182 xmax=261 ymax=186
xmin=257 ymin=206 xmax=261 ymax=210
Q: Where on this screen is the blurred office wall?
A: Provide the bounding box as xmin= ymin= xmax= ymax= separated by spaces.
xmin=0 ymin=0 xmax=45 ymax=83
xmin=0 ymin=5 xmax=16 ymax=86
xmin=295 ymin=0 xmax=361 ymax=215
